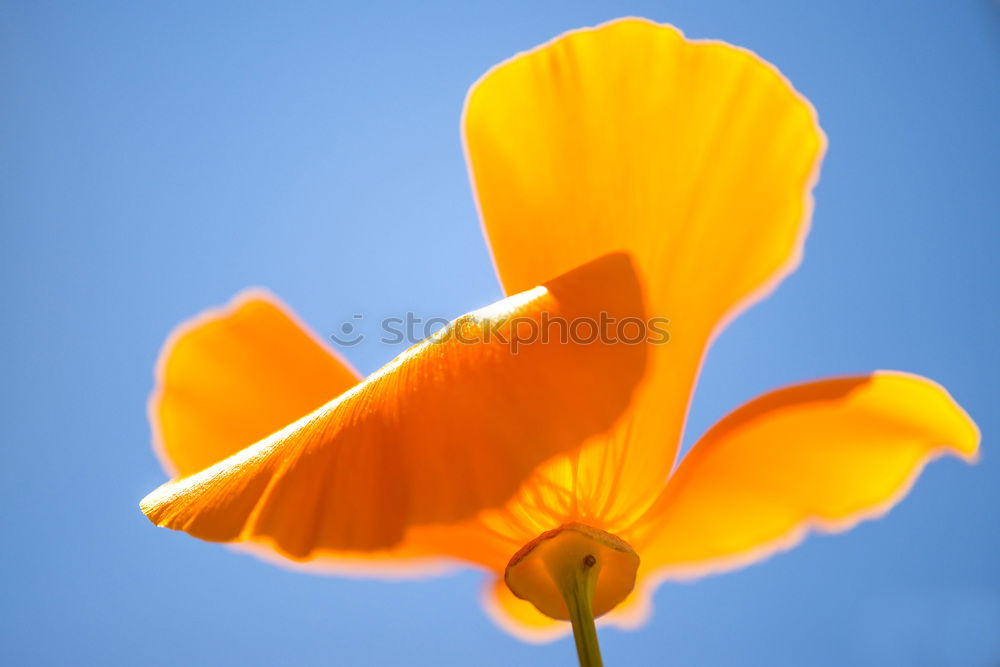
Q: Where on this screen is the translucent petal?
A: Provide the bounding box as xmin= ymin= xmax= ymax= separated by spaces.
xmin=464 ymin=18 xmax=825 ymax=524
xmin=609 ymin=372 xmax=979 ymax=628
xmin=142 ymin=253 xmax=648 ymax=558
xmin=150 ymin=290 xmax=361 ymax=477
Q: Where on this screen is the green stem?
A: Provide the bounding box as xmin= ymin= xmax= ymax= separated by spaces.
xmin=558 ymin=554 xmax=604 ymax=667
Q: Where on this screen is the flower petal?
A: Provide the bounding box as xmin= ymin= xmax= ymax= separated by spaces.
xmin=141 ymin=253 xmax=648 ymax=558
xmin=482 ymin=577 xmax=568 ymax=643
xmin=613 ymin=372 xmax=978 ymax=626
xmin=464 ymin=18 xmax=825 ymax=525
xmin=150 ymin=290 xmax=362 ymax=477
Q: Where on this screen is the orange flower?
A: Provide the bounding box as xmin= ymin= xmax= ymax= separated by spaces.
xmin=141 ymin=17 xmax=978 ymax=648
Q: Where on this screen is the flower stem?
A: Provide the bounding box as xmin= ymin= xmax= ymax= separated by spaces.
xmin=557 ymin=553 xmax=604 ymax=667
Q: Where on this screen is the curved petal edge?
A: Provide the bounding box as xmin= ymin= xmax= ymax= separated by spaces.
xmin=604 ymin=371 xmax=979 ymax=630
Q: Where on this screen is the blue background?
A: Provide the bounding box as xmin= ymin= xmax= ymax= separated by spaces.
xmin=2 ymin=1 xmax=997 ymax=665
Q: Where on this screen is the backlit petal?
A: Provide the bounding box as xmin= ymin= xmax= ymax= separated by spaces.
xmin=464 ymin=18 xmax=824 ymax=528
xmin=609 ymin=372 xmax=979 ymax=628
xmin=142 ymin=253 xmax=648 ymax=558
xmin=483 ymin=577 xmax=568 ymax=643
xmin=150 ymin=290 xmax=362 ymax=477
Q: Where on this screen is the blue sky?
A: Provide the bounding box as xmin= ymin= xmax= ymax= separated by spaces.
xmin=2 ymin=1 xmax=998 ymax=665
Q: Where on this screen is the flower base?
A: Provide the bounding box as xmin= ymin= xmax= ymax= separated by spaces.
xmin=504 ymin=523 xmax=640 ymax=666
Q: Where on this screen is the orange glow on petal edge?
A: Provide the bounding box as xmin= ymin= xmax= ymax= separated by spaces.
xmin=149 ymin=289 xmax=362 ymax=479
